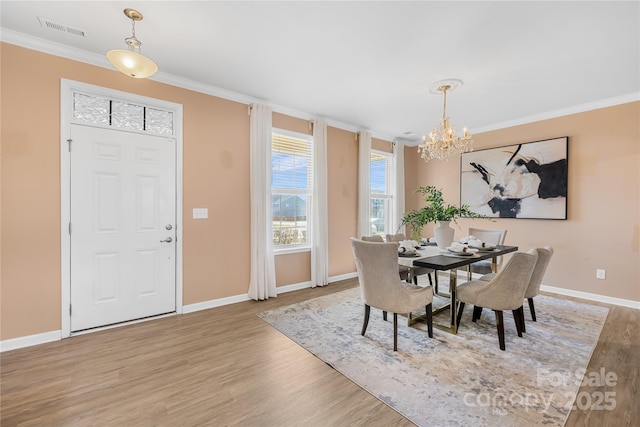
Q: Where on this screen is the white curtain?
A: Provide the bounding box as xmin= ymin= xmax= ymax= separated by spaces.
xmin=311 ymin=119 xmax=329 ymax=287
xmin=357 ymin=131 xmax=371 ymax=239
xmin=392 ymin=141 xmax=406 ymax=235
xmin=248 ymin=103 xmax=277 ymax=300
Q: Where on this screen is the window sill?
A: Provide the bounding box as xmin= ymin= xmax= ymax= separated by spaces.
xmin=274 ymin=246 xmax=311 ymax=256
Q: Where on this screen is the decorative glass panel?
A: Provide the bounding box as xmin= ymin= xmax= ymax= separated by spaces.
xmin=111 ymin=101 xmax=144 ymax=131
xmin=73 ymin=93 xmax=109 ymax=125
xmin=146 ymin=108 xmax=174 ymax=135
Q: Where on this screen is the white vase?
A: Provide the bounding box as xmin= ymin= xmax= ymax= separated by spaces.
xmin=434 ymin=221 xmax=455 ymax=249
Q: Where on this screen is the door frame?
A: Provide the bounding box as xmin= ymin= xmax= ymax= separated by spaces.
xmin=60 ymin=79 xmax=184 ymax=338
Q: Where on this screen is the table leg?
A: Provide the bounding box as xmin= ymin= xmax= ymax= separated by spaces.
xmin=406 ymin=269 xmax=459 ymax=334
xmin=449 ymin=269 xmax=458 ymax=333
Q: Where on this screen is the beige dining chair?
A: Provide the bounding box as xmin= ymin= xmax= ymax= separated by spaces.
xmin=385 ymin=233 xmax=434 ymax=287
xmin=523 ymin=246 xmax=554 ymax=325
xmin=476 ymin=246 xmax=554 ymax=332
xmin=456 ymin=249 xmax=538 ymax=351
xmin=465 ymin=228 xmax=508 ymax=276
xmin=350 ymin=237 xmax=434 ymax=351
xmin=362 ymin=234 xmax=410 ymax=282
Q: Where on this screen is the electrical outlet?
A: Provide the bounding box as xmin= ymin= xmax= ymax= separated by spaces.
xmin=596 ymin=269 xmax=606 ymax=280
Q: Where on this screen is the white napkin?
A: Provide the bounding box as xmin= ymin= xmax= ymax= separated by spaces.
xmin=448 ymin=243 xmax=471 ymax=253
xmin=399 ymin=240 xmax=418 ymax=249
xmin=468 ymin=239 xmax=495 ymax=249
xmin=458 ymin=235 xmax=476 ymax=244
xmin=421 ymin=237 xmax=436 ymax=244
xmin=398 ymin=247 xmax=416 ymax=255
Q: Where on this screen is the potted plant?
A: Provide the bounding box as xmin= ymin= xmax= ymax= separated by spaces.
xmin=400 ymin=186 xmax=487 ymax=248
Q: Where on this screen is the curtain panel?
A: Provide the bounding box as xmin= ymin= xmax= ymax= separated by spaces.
xmin=311 ymin=119 xmax=329 ymax=287
xmin=357 ymin=131 xmax=372 ymax=239
xmin=248 ymin=104 xmax=277 ymax=300
xmin=393 ymin=141 xmax=406 ymax=236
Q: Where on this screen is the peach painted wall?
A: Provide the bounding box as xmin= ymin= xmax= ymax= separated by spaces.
xmin=405 ymin=102 xmax=640 ymax=302
xmin=2 ymin=41 xmax=637 ymax=343
xmin=0 ymin=42 xmax=254 ymax=340
xmin=0 ymin=43 xmax=365 ymax=340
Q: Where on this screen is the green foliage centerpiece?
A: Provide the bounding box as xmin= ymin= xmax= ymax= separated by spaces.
xmin=400 ymin=186 xmax=486 ymax=247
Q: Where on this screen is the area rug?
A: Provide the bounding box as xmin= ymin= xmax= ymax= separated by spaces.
xmin=258 ymin=286 xmax=609 ymax=427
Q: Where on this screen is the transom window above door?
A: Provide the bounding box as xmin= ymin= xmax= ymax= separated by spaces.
xmin=72 ymin=92 xmax=174 ymax=136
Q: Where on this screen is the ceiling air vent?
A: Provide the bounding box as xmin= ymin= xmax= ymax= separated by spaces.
xmin=38 ymin=17 xmax=86 ymax=37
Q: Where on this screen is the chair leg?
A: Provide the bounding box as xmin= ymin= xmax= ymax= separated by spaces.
xmin=456 ymin=302 xmax=465 ymax=327
xmin=361 ymin=304 xmax=370 ymax=336
xmin=520 ymin=305 xmax=526 ymax=333
xmin=393 ymin=313 xmax=398 ymax=351
xmin=426 ymin=303 xmax=433 ymax=338
xmin=472 ymin=306 xmax=483 ymax=322
xmin=528 ymin=297 xmax=537 ymax=322
xmin=495 ymin=310 xmax=506 ymax=351
xmin=434 ymin=271 xmax=439 ymax=294
xmin=383 ymin=311 xmax=387 ymax=321
xmin=512 ymin=308 xmax=523 ymax=337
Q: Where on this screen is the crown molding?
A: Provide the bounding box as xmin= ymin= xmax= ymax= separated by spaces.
xmin=3 ymin=28 xmax=636 ymax=143
xmin=473 ymin=92 xmax=640 ymax=135
xmin=1 ymin=28 xmax=391 ymax=140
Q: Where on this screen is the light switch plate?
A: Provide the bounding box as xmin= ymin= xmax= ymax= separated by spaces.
xmin=193 ymin=208 xmax=208 ymax=219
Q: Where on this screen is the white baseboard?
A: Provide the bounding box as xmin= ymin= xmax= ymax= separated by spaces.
xmin=182 ymin=293 xmax=252 ymax=314
xmin=4 ymin=278 xmax=636 ymax=353
xmin=183 ymin=272 xmax=357 ymax=314
xmin=540 ymin=285 xmax=640 ymax=310
xmin=1 ymin=330 xmax=61 ymax=352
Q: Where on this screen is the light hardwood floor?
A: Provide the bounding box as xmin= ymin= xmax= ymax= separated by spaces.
xmin=1 ymin=279 xmax=638 ymax=426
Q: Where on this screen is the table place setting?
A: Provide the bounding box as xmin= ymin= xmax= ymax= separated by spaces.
xmin=420 ymin=237 xmax=438 ymax=247
xmin=398 ymin=239 xmax=421 ymax=257
xmin=442 ymin=242 xmax=480 ymax=258
xmin=456 ymin=235 xmax=498 ymax=252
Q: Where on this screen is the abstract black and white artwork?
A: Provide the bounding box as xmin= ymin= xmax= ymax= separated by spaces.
xmin=460 ymin=137 xmax=568 ymax=219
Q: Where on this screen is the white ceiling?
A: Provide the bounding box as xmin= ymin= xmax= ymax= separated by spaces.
xmin=2 ymin=1 xmax=639 ymax=143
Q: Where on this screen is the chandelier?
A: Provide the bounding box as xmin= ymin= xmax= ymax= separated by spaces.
xmin=106 ymin=8 xmax=158 ymax=79
xmin=417 ymin=79 xmax=473 ymax=162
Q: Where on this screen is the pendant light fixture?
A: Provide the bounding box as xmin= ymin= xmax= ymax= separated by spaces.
xmin=106 ymin=8 xmax=158 ymax=79
xmin=417 ymin=79 xmax=473 ymax=163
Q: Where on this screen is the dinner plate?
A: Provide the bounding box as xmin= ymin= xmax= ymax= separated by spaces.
xmin=398 ymin=252 xmax=420 ymax=258
xmin=469 ymin=245 xmax=496 ymax=252
xmin=446 ymin=247 xmax=478 ymax=256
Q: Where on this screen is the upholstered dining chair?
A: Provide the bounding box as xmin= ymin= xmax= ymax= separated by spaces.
xmin=523 ymin=246 xmax=554 ymax=324
xmin=385 ymin=233 xmax=434 ymax=287
xmin=350 ymin=237 xmax=434 ymax=351
xmin=476 ymin=246 xmax=554 ymax=332
xmin=362 ymin=234 xmax=410 ymax=282
xmin=463 ymin=228 xmax=508 ymax=277
xmin=456 ymin=249 xmax=538 ymax=350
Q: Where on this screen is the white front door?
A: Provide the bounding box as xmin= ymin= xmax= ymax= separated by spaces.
xmin=70 ymin=124 xmax=176 ymax=332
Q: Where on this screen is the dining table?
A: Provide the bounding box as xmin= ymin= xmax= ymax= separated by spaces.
xmin=398 ymin=244 xmax=519 ymax=334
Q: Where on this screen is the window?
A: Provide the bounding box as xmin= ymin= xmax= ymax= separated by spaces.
xmin=370 ymin=151 xmax=393 ymax=236
xmin=272 ymin=130 xmax=313 ymax=248
xmin=72 ymin=92 xmax=174 ymax=135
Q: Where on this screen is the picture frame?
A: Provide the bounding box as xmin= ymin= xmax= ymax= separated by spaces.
xmin=460 ymin=136 xmax=568 ymax=219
